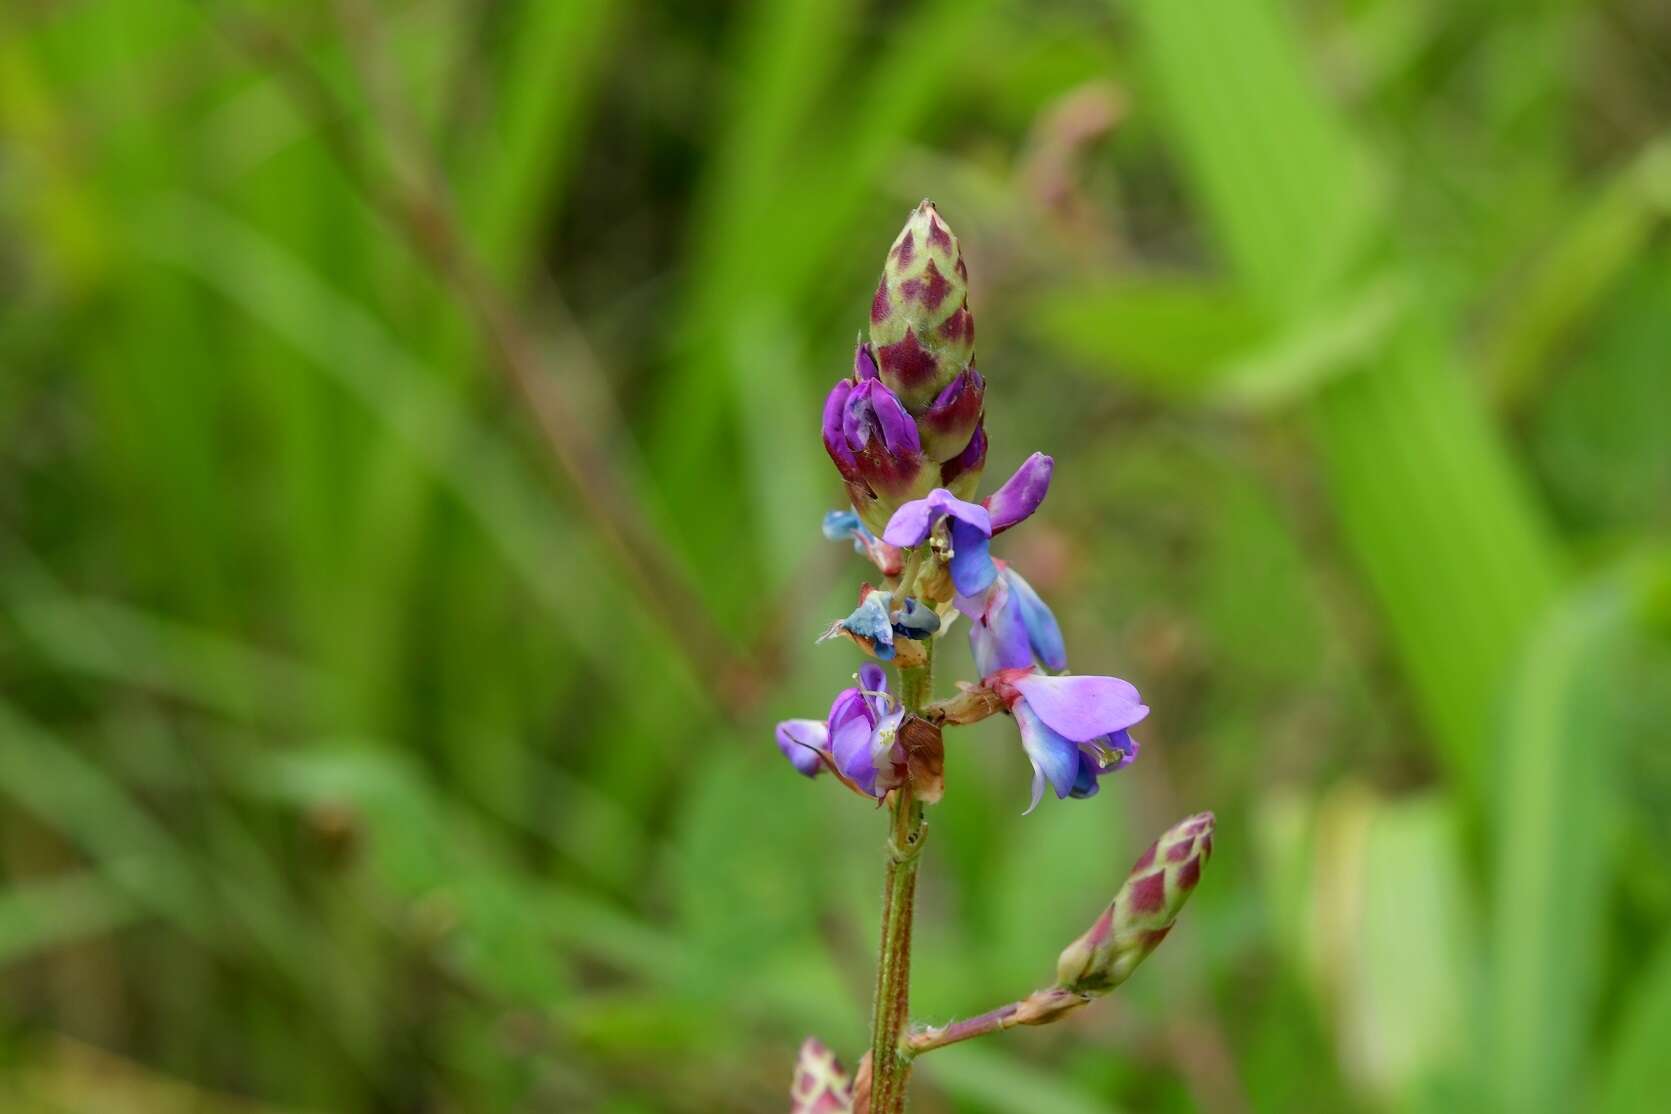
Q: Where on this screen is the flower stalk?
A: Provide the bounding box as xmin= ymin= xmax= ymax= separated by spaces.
xmin=868 ymin=644 xmax=932 ymax=1113
xmin=904 ymin=986 xmax=1089 ymax=1056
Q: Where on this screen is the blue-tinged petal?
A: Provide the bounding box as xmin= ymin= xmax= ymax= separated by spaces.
xmin=1026 ymin=763 xmax=1047 ymax=815
xmin=1014 ymin=699 xmax=1081 ymax=809
xmin=1067 ymin=731 xmax=1138 ymax=799
xmin=821 ymin=509 xmax=861 ymax=542
xmin=892 ymin=597 xmax=941 ymax=640
xmin=1005 ymin=568 xmax=1067 ymax=671
xmin=1107 ymin=728 xmax=1140 ymax=771
xmin=970 ymin=576 xmax=1032 ymax=679
xmin=947 ymin=517 xmax=997 ymax=596
xmin=1010 ymin=672 xmax=1148 ymax=742
xmin=839 ymin=593 xmax=895 ymax=658
xmin=1069 ymin=749 xmax=1101 ymax=798
xmin=775 ymin=719 xmax=828 ymax=778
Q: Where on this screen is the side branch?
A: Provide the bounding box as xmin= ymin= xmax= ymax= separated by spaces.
xmin=905 ymin=986 xmax=1090 ymax=1057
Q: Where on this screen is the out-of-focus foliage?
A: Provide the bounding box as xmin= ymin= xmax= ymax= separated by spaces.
xmin=1 ymin=0 xmax=1667 ymax=1111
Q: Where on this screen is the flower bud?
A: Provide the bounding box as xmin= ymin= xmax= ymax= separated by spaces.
xmin=939 ymin=419 xmax=986 ymax=501
xmin=869 ymin=201 xmax=975 ymax=412
xmin=822 ymin=374 xmax=937 ymax=534
xmin=1056 ymin=812 xmax=1214 ymax=994
xmin=790 ymin=1037 xmax=853 ymax=1114
xmin=917 ymin=367 xmax=985 ymax=463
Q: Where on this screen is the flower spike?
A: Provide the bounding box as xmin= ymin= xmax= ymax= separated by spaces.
xmin=1056 ymin=812 xmax=1215 ymax=994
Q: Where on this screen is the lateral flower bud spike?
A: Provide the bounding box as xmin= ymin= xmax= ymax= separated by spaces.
xmin=870 ymin=201 xmax=975 ymax=412
xmin=789 ymin=1037 xmax=854 ymax=1114
xmin=1056 ymin=812 xmax=1214 ymax=994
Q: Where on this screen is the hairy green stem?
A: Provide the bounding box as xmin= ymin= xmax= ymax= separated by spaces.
xmin=869 ymin=641 xmax=933 ymax=1113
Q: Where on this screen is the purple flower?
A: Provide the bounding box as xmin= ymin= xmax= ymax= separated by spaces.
xmin=773 ymin=664 xmax=905 ymax=799
xmin=964 ymin=563 xmax=1067 ymax=677
xmin=822 ymin=378 xmax=925 ymax=499
xmin=983 ymin=452 xmax=1052 ymax=536
xmin=822 ymin=363 xmax=937 ymax=532
xmin=827 ymin=663 xmax=906 ymax=796
xmin=882 ymin=489 xmax=997 ymax=597
xmin=989 ymin=668 xmax=1148 ymax=813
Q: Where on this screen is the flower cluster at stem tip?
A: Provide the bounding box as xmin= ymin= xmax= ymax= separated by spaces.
xmin=776 ymin=201 xmax=1149 ymax=813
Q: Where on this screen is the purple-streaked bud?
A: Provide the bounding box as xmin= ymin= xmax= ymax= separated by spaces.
xmin=822 ymin=377 xmax=937 ymax=534
xmin=869 ymin=201 xmax=975 ymax=412
xmin=983 ymin=452 xmax=1052 ymax=536
xmin=940 ymin=420 xmax=987 ymax=501
xmin=918 ymin=367 xmax=986 ymax=463
xmin=843 ymin=380 xmax=919 ymax=467
xmin=1056 ymin=812 xmax=1215 ymax=994
xmin=790 ymin=1037 xmax=853 ymax=1114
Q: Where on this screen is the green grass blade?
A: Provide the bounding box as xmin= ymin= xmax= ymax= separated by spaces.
xmin=137 ymin=194 xmax=700 ymax=705
xmin=457 ymin=1 xmax=622 ymax=282
xmin=1482 ymin=138 xmax=1671 ymax=411
xmin=1488 ymin=558 xmax=1663 ymax=1114
xmin=0 ymin=872 xmax=143 ymax=969
xmin=1601 ymin=933 xmax=1671 ymax=1114
xmin=1132 ymin=0 xmax=1563 ymax=798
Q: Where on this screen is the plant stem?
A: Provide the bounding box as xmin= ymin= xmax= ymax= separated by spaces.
xmin=869 ymin=642 xmax=933 ymax=1113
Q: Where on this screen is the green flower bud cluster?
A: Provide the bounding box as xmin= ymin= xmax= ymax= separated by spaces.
xmin=868 ymin=201 xmax=976 ymax=413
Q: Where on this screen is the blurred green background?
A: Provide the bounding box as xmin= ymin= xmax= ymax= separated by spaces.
xmin=2 ymin=0 xmax=1669 ymax=1111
